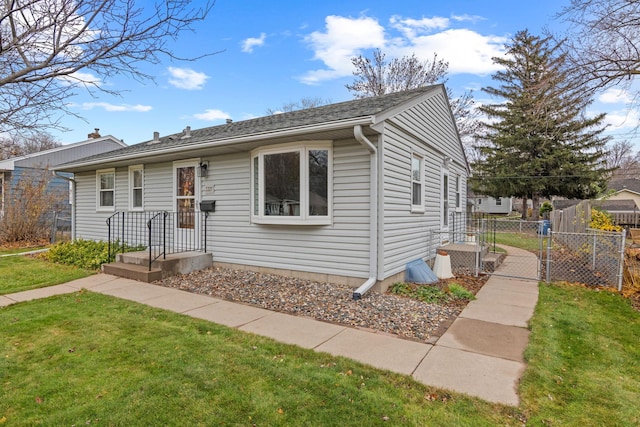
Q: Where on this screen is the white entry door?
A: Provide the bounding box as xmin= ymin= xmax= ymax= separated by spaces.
xmin=174 ymin=160 xmax=200 ymax=250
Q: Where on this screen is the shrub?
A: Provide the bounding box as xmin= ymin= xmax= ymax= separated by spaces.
xmin=447 ymin=283 xmax=476 ymax=300
xmin=414 ymin=286 xmax=448 ymax=303
xmin=45 ymin=239 xmax=145 ymax=270
xmin=589 ymin=208 xmax=622 ymax=232
xmin=389 ymin=282 xmax=413 ymax=296
xmin=0 ymin=169 xmax=65 ymax=244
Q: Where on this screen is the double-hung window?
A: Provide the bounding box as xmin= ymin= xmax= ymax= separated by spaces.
xmin=455 ymin=175 xmax=461 ymax=210
xmin=97 ymin=169 xmax=115 ymax=211
xmin=411 ymin=154 xmax=425 ymax=212
xmin=251 ymin=142 xmax=331 ymax=225
xmin=129 ymin=165 xmax=144 ymax=211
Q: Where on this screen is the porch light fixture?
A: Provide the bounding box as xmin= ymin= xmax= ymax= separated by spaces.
xmin=198 ymin=160 xmax=209 ymax=177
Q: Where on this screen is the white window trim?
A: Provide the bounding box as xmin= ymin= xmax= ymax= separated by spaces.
xmin=251 ymin=141 xmax=332 ymax=225
xmin=455 ymin=174 xmax=462 ymax=211
xmin=441 ymin=167 xmax=450 ymax=230
xmin=128 ymin=165 xmax=144 ymax=211
xmin=96 ymin=168 xmax=116 ymax=212
xmin=410 ymin=153 xmax=425 ymax=213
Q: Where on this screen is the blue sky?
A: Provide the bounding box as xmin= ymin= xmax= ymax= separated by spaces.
xmin=54 ymin=0 xmax=640 ymax=151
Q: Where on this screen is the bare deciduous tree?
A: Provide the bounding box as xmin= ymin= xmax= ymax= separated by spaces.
xmin=265 ymin=97 xmax=331 ymax=115
xmin=559 ymin=0 xmax=640 ymax=98
xmin=0 ymin=132 xmax=61 ymax=159
xmin=0 ymin=0 xmax=215 ymax=135
xmin=605 ymin=140 xmax=640 ymax=179
xmin=346 ymin=48 xmax=479 ymax=156
xmin=346 ymin=49 xmax=448 ymax=98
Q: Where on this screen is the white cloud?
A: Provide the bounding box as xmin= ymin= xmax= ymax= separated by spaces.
xmin=397 ymin=28 xmax=507 ymax=75
xmin=300 ymin=14 xmax=506 ymax=85
xmin=241 ymin=33 xmax=267 ymax=53
xmin=599 ymin=88 xmax=633 ymax=104
xmin=193 ymin=109 xmax=231 ymax=121
xmin=76 ymin=102 xmax=152 ymax=112
xmin=58 ymin=71 xmax=102 ymax=86
xmin=389 ymin=15 xmax=450 ymax=39
xmin=602 ymin=108 xmax=640 ymax=131
xmin=301 ymin=15 xmax=386 ymax=85
xmin=167 ymin=67 xmax=209 ymax=90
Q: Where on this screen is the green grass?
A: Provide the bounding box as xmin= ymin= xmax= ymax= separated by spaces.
xmin=488 ymin=232 xmax=546 ymax=252
xmin=0 ymin=293 xmax=520 ymax=426
xmin=520 ymin=283 xmax=640 ymax=426
xmin=0 ymin=256 xmax=92 ymax=295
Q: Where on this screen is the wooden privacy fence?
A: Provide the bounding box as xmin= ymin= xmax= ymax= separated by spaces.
xmin=549 ymin=200 xmax=592 ymax=233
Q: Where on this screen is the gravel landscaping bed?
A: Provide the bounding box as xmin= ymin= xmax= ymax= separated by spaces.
xmin=159 ymin=267 xmax=489 ymax=342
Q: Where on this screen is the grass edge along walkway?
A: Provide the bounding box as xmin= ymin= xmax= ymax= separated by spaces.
xmin=0 ymin=291 xmax=523 ymax=426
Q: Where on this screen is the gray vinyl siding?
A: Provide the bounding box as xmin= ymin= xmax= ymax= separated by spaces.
xmin=380 ymin=91 xmax=468 ymax=279
xmin=74 ymin=139 xmax=372 ymax=278
xmin=204 ymin=138 xmax=371 ymax=278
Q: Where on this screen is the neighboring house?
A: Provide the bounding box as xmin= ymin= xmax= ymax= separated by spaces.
xmin=605 ymin=178 xmax=640 ymax=208
xmin=472 ymin=195 xmax=513 ymax=215
xmin=0 ymin=135 xmax=127 ymax=217
xmin=56 ymin=86 xmax=469 ymax=293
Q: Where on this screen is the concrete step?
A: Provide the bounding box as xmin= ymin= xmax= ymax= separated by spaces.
xmin=102 ymin=262 xmax=163 ymax=283
xmin=482 ymin=252 xmax=506 ymax=273
xmin=106 ymin=251 xmax=213 ymax=282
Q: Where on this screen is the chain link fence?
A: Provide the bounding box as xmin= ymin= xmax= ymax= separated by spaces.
xmin=544 ymin=229 xmax=626 ymax=291
xmin=425 ymin=219 xmax=626 ymax=290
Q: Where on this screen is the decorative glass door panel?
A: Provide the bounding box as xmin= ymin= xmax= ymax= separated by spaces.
xmin=176 ymin=166 xmax=195 ymax=230
xmin=174 ymin=161 xmax=199 ymax=250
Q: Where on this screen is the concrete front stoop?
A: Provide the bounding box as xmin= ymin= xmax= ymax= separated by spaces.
xmin=102 ymin=251 xmax=213 ymax=283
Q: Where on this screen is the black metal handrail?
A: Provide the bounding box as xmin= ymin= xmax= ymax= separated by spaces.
xmin=106 ymin=211 xmax=208 ymax=271
xmin=147 ymin=211 xmax=168 ymax=270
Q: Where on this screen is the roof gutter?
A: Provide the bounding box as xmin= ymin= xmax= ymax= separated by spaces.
xmin=352 ymin=125 xmax=379 ymax=300
xmin=53 ymin=171 xmax=76 ymax=240
xmin=54 ymin=117 xmax=373 ymax=172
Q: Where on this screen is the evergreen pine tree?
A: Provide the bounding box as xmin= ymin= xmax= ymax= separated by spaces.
xmin=474 ymin=30 xmax=611 ymax=219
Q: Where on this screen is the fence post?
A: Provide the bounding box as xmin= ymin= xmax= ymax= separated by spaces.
xmin=546 ymin=230 xmax=552 ymax=284
xmin=592 ymin=231 xmax=597 ymax=270
xmin=617 ymin=230 xmax=627 ymax=292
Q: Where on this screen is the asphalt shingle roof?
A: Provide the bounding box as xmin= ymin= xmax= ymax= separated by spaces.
xmin=65 ymin=86 xmax=438 ymax=167
xmin=609 ymin=178 xmax=640 ymax=194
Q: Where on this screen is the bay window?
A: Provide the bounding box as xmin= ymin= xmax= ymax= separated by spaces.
xmin=252 ymin=142 xmax=331 ymax=224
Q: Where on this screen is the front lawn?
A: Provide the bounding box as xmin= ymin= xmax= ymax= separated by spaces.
xmin=520 ymin=282 xmax=640 ymax=425
xmin=0 ymin=292 xmax=518 ymax=426
xmin=0 ymin=256 xmax=92 ymax=295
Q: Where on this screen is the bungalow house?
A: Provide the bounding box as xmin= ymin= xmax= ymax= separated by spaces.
xmin=0 ymin=134 xmax=126 ymax=218
xmin=55 ymin=85 xmax=469 ymax=295
xmin=471 ymin=194 xmax=513 ymax=215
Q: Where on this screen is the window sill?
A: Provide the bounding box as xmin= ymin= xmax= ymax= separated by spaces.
xmin=411 ymin=207 xmax=425 ymax=214
xmin=252 ymin=216 xmax=332 ymax=226
xmin=97 ymin=206 xmax=115 ymax=212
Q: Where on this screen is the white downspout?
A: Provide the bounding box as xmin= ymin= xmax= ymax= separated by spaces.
xmin=352 ymin=125 xmax=378 ymax=300
xmin=53 ymin=172 xmax=76 ymax=240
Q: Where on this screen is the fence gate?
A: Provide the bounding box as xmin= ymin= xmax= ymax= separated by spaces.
xmin=478 ymin=219 xmax=545 ymax=281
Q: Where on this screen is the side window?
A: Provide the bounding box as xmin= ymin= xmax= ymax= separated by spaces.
xmin=129 ymin=165 xmax=144 ymax=211
xmin=442 ymin=171 xmax=449 ymax=227
xmin=411 ymin=154 xmax=425 ymax=212
xmin=97 ymin=169 xmax=115 ymax=211
xmin=455 ymin=175 xmax=461 ymax=209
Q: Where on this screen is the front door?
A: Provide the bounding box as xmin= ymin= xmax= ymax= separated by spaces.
xmin=174 ymin=160 xmax=200 ymax=250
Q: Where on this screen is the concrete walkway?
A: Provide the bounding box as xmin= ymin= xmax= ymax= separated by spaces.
xmin=0 ymin=248 xmax=539 ymax=406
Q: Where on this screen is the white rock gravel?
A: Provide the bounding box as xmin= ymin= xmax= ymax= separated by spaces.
xmin=159 ymin=267 xmax=471 ymax=342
